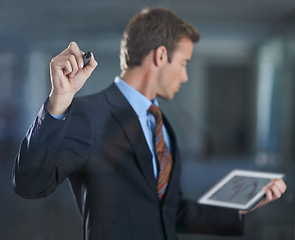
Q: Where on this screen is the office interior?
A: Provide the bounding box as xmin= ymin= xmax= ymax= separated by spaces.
xmin=0 ymin=0 xmax=295 ymax=239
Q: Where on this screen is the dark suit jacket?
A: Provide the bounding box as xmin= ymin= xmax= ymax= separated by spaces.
xmin=13 ymin=83 xmax=244 ymax=240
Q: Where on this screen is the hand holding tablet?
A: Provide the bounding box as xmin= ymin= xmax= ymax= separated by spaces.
xmin=198 ymin=169 xmax=286 ymax=211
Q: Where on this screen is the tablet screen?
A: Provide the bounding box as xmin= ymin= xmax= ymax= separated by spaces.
xmin=209 ymin=176 xmax=270 ymax=205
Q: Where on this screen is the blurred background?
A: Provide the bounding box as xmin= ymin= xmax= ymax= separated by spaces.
xmin=1 ymin=0 xmax=295 ymax=239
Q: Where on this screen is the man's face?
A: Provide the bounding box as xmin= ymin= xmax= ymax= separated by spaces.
xmin=156 ymin=37 xmax=194 ymax=100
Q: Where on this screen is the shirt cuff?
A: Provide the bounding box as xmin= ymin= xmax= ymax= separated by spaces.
xmin=50 ymin=114 xmax=67 ymax=120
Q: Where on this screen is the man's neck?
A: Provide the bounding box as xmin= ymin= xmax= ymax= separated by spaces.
xmin=120 ymin=67 xmax=157 ymax=101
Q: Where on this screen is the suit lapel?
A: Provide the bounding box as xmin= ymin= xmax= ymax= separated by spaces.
xmin=104 ymin=83 xmax=158 ymax=198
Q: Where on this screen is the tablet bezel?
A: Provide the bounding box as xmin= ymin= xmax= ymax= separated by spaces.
xmin=198 ymin=169 xmax=285 ymax=211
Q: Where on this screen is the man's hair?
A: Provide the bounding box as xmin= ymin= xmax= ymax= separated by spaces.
xmin=120 ymin=7 xmax=200 ymax=70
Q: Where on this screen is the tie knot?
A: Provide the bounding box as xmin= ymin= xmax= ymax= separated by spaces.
xmin=148 ymin=104 xmax=162 ymax=121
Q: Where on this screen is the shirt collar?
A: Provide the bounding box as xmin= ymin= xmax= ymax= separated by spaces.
xmin=114 ymin=76 xmax=159 ymax=117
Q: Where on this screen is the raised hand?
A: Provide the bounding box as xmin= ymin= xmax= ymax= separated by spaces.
xmin=47 ymin=42 xmax=98 ymax=115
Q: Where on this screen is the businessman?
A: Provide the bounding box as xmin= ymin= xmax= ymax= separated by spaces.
xmin=13 ymin=7 xmax=286 ymax=240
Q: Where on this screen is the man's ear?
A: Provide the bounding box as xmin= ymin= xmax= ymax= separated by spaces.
xmin=154 ymin=46 xmax=167 ymax=67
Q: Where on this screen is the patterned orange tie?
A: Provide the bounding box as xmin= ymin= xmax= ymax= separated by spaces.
xmin=148 ymin=105 xmax=173 ymax=200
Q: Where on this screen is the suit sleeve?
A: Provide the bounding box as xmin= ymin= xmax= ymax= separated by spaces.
xmin=176 ymin=198 xmax=244 ymax=236
xmin=13 ymin=99 xmax=94 ymax=199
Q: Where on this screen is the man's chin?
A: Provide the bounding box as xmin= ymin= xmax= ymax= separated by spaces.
xmin=157 ymin=93 xmax=175 ymax=101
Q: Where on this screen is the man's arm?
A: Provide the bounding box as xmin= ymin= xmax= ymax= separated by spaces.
xmin=176 ymin=179 xmax=286 ymax=236
xmin=176 ymin=198 xmax=244 ymax=236
xmin=13 ymin=42 xmax=98 ymax=198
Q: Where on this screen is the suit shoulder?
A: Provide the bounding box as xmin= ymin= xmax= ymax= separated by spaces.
xmin=73 ymin=91 xmax=105 ymax=109
xmin=73 ymin=83 xmax=117 ymax=109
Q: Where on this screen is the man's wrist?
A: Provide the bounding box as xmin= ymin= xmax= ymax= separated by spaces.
xmin=47 ymin=93 xmax=74 ymax=115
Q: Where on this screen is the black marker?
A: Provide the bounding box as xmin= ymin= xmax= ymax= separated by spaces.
xmin=83 ymin=51 xmax=92 ymax=67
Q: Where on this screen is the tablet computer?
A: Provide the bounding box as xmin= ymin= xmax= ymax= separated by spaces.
xmin=198 ymin=169 xmax=285 ymax=211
